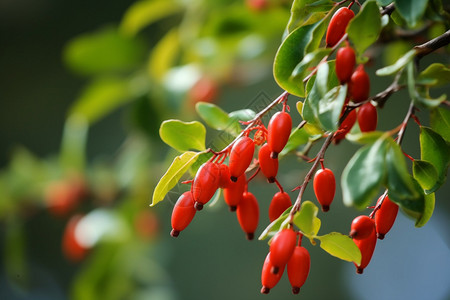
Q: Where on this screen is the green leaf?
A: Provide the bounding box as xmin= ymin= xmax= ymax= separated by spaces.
xmin=376 ymin=49 xmax=416 ymax=76
xmin=420 ymin=127 xmax=450 ymax=188
xmin=318 ymin=84 xmax=348 ymax=131
xmin=346 ymin=131 xmax=386 ymax=144
xmin=415 ymin=192 xmax=435 ymax=228
xmin=342 ymin=136 xmax=389 ymax=209
xmin=159 ymin=120 xmax=206 ymax=152
xmin=69 ymin=77 xmax=132 ymax=124
xmin=229 ymin=109 xmax=256 ymax=122
xmin=347 ymin=1 xmax=382 ymax=55
xmin=274 ymin=21 xmax=322 ymax=97
xmin=151 ymin=151 xmax=202 ymax=206
xmin=316 ymin=232 xmax=362 ymax=264
xmin=377 ymin=0 xmax=394 ymax=6
xmin=64 ymin=27 xmax=146 ymax=75
xmin=394 ymin=0 xmax=429 ymax=28
xmin=60 ymin=115 xmax=88 ymax=171
xmin=195 ymin=102 xmax=240 ymax=136
xmin=293 ymin=201 xmax=321 ymax=237
xmin=286 ymin=0 xmax=334 ymax=33
xmin=148 ymin=29 xmax=180 ymax=81
xmin=415 ymin=92 xmax=446 ymax=108
xmin=430 ymin=107 xmax=450 ymax=142
xmin=120 ymin=0 xmax=182 ymax=36
xmin=413 ymin=160 xmax=439 ymax=192
xmin=302 ymin=76 xmax=321 ymax=126
xmin=418 ymin=63 xmax=450 ymax=87
xmin=281 ymin=128 xmax=311 ymax=155
xmin=258 ymin=206 xmax=292 ymax=240
xmin=290 ymin=48 xmax=332 ymax=84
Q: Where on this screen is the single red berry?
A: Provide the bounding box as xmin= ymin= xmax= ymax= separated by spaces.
xmin=218 ymin=163 xmax=231 ymax=189
xmin=223 ymin=174 xmax=246 ymax=211
xmin=269 ymin=192 xmax=291 ymax=222
xmin=260 ymin=252 xmax=285 ymax=294
xmin=350 ymin=64 xmax=370 ymax=103
xmin=267 ymin=111 xmax=292 ymax=158
xmin=374 ymin=195 xmax=398 ymax=239
xmin=326 ymin=7 xmax=355 ymax=47
xmin=313 ymin=168 xmax=336 ymax=212
xmin=258 ymin=143 xmax=278 ymax=183
xmin=357 ymin=102 xmax=377 ymax=132
xmin=229 ymin=136 xmax=255 ymax=182
xmin=192 ymin=162 xmax=220 ymax=210
xmin=353 ymin=230 xmax=377 ymax=274
xmin=269 ymin=228 xmax=297 ymax=274
xmin=349 ymin=215 xmax=375 ymax=240
xmin=334 ymin=109 xmax=357 ymax=144
xmin=335 ymin=46 xmax=356 ymax=84
xmin=236 ymin=191 xmax=259 ymax=240
xmin=62 ymin=214 xmax=88 ymax=262
xmin=171 ymin=191 xmax=196 ymax=237
xmin=287 ymin=246 xmax=311 ymax=294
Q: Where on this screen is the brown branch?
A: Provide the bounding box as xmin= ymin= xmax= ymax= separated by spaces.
xmin=396 ymin=102 xmax=415 ymax=146
xmin=380 ymin=3 xmax=395 ymax=16
xmin=414 ymin=29 xmax=450 ymax=60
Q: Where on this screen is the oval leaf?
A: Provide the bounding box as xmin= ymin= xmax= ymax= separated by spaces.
xmin=160 ymin=120 xmax=206 ymax=152
xmin=375 ymin=49 xmax=416 ymax=76
xmin=418 ymin=63 xmax=450 ymax=87
xmin=258 ymin=206 xmax=293 ymax=241
xmin=293 ymin=201 xmax=321 ymax=237
xmin=196 ymin=102 xmax=240 ymax=135
xmin=317 ymin=232 xmax=362 ymax=264
xmin=415 ymin=192 xmax=435 ymax=228
xmin=420 ymin=126 xmax=450 ymax=188
xmin=430 ymin=107 xmax=450 ymax=142
xmin=412 ymin=160 xmax=439 ymax=192
xmin=395 ymin=0 xmax=429 ymax=28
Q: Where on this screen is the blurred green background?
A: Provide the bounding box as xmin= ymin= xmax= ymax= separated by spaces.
xmin=0 ymin=0 xmax=449 ymax=299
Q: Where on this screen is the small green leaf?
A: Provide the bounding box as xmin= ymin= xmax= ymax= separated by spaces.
xmin=120 ymin=0 xmax=182 ymax=36
xmin=160 ymin=120 xmax=206 ymax=152
xmin=420 ymin=127 xmax=450 ymax=188
xmin=286 ymin=0 xmax=334 ymax=33
xmin=196 ymin=102 xmax=239 ymax=135
xmin=151 ymin=151 xmax=202 ymax=206
xmin=290 ymin=48 xmax=332 ymax=83
xmin=347 ymin=1 xmax=382 ymax=55
xmin=418 ymin=63 xmax=450 ymax=87
xmin=293 ymin=201 xmax=321 ymax=237
xmin=346 ymin=131 xmax=386 ymax=144
xmin=281 ymin=128 xmax=311 ymax=155
xmin=229 ymin=109 xmax=256 ymax=122
xmin=258 ymin=206 xmax=293 ymax=240
xmin=415 ymin=92 xmax=446 ymax=108
xmin=413 ymin=160 xmax=439 ymax=192
xmin=376 ymin=49 xmax=416 ymax=76
xmin=395 ymin=0 xmax=429 ymax=28
xmin=317 ymin=232 xmax=362 ymax=264
xmin=342 ymin=136 xmax=389 ymax=209
xmin=318 ymin=84 xmax=348 ymax=131
xmin=430 ymin=107 xmax=450 ymax=142
xmin=415 ymin=192 xmax=435 ymax=228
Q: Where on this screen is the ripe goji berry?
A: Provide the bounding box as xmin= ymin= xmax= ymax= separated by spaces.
xmin=353 ymin=230 xmax=377 ymax=274
xmin=350 ymin=64 xmax=370 ymax=103
xmin=326 ymin=7 xmax=355 ymax=47
xmin=269 ymin=228 xmax=297 ymax=274
xmin=357 ymin=102 xmax=377 ymax=132
xmin=267 ymin=111 xmax=292 ymax=158
xmin=350 ymin=215 xmax=375 ymax=240
xmin=171 ymin=191 xmax=196 ymax=237
xmin=192 ymin=162 xmax=220 ymax=210
xmin=335 ymin=45 xmax=356 ymax=84
xmin=229 ymin=136 xmax=255 ymax=182
xmin=218 ymin=163 xmax=231 ymax=189
xmin=268 ymin=192 xmax=291 ymax=222
xmin=334 ymin=109 xmax=357 ymax=144
xmin=236 ymin=191 xmax=259 ymax=240
xmin=287 ymin=246 xmax=310 ymax=294
xmin=261 ymin=252 xmax=285 ymax=294
xmin=313 ymin=168 xmax=336 ymax=212
xmin=374 ymin=195 xmax=398 ymax=239
xmin=258 ymin=143 xmax=278 ymax=183
xmin=223 ymin=174 xmax=246 ymax=211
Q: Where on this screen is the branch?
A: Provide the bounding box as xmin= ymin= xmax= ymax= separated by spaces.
xmin=414 ymin=29 xmax=450 ymax=60
xmin=396 ymin=102 xmax=415 ymax=146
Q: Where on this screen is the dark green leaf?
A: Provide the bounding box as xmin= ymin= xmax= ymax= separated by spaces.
xmin=347 ymin=1 xmax=382 ymax=55
xmin=259 ymin=206 xmax=292 ymax=240
xmin=286 ymin=0 xmax=334 ymax=33
xmin=342 ymin=136 xmax=389 ymax=209
xmin=317 ymin=232 xmax=361 ymax=264
xmin=195 ymin=102 xmax=240 ymax=136
xmin=415 ymin=192 xmax=435 ymax=227
xmin=418 ymin=63 xmax=450 ymax=87
xmin=377 ymin=0 xmax=394 ymax=5
xmin=318 ymin=84 xmax=348 ymax=131
xmin=376 ymin=49 xmax=416 ymax=76
xmin=395 ymin=0 xmax=429 ymax=28
xmin=420 ymin=126 xmax=450 ymax=188
xmin=291 ymin=48 xmax=332 ymax=83
xmin=159 ymin=120 xmax=206 ymax=152
xmin=430 ymin=107 xmax=450 ymax=142
xmin=413 ymin=160 xmax=439 ymax=192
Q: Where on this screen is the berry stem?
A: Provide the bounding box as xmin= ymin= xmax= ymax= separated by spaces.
xmin=397 ymin=102 xmax=415 ymax=146
xmin=369 ymin=190 xmax=388 ymax=219
xmin=274 ymin=178 xmax=284 ymax=193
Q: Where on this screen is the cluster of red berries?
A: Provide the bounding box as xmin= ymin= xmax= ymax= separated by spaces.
xmin=170 ymin=106 xmax=294 ymax=239
xmin=350 ymin=195 xmax=399 ymax=273
xmin=261 ymin=229 xmax=310 ymax=294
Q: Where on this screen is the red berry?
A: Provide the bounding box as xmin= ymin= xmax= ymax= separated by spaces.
xmin=350 ymin=64 xmax=370 ymax=103
xmin=45 ymin=177 xmax=86 ymax=217
xmin=62 ymin=214 xmax=88 ymax=262
xmin=357 ymin=102 xmax=377 ymax=132
xmin=218 ymin=163 xmax=231 ymax=189
xmin=267 ymin=111 xmax=292 ymax=158
xmin=287 ymin=246 xmax=311 ymax=294
xmin=171 ymin=191 xmax=196 ymax=237
xmin=334 ymin=109 xmax=357 ymax=144
xmin=261 ymin=252 xmax=285 ymax=294
xmin=269 ymin=228 xmax=297 ymax=274
xmin=236 ymin=191 xmax=259 ymax=240
xmin=349 ymin=215 xmax=375 ymax=240
xmin=269 ymin=192 xmax=291 ymax=222
xmin=223 ymin=174 xmax=246 ymax=211
xmin=258 ymin=143 xmax=279 ymax=183
xmin=192 ymin=162 xmax=220 ymax=210
xmin=374 ymin=196 xmax=398 ymax=239
xmin=353 ymin=230 xmax=377 ymax=274
xmin=313 ymin=168 xmax=336 ymax=212
xmin=326 ymin=7 xmax=355 ymax=47
xmin=335 ymin=46 xmax=356 ymax=83
xmin=188 ymin=77 xmax=218 ymax=105
xmin=229 ymin=136 xmax=255 ymax=182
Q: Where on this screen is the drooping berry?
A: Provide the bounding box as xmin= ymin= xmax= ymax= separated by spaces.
xmin=223 ymin=174 xmax=246 ymax=211
xmin=287 ymin=246 xmax=311 ymax=294
xmin=236 ymin=191 xmax=259 ymax=240
xmin=261 ymin=252 xmax=285 ymax=294
xmin=335 ymin=45 xmax=356 ymax=84
xmin=269 ymin=228 xmax=297 ymax=274
xmin=62 ymin=214 xmax=88 ymax=262
xmin=353 ymin=230 xmax=377 ymax=274
xmin=229 ymin=136 xmax=255 ymax=182
xmin=267 ymin=111 xmax=292 ymax=158
xmin=313 ymin=168 xmax=336 ymax=212
xmin=350 ymin=64 xmax=370 ymax=103
xmin=258 ymin=143 xmax=278 ymax=183
xmin=326 ymin=7 xmax=355 ymax=47
xmin=218 ymin=163 xmax=231 ymax=189
xmin=334 ymin=109 xmax=357 ymax=144
xmin=349 ymin=215 xmax=375 ymax=240
xmin=357 ymin=102 xmax=377 ymax=132
xmin=171 ymin=191 xmax=196 ymax=237
xmin=269 ymin=192 xmax=291 ymax=222
xmin=192 ymin=162 xmax=220 ymax=210
xmin=374 ymin=195 xmax=398 ymax=240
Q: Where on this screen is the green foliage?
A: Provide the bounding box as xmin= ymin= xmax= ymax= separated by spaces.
xmin=159 ymin=120 xmax=206 ymax=152
xmin=195 ymin=102 xmax=241 ymax=136
xmin=286 ymin=0 xmax=334 ymax=33
xmin=430 ymin=107 xmax=450 ymax=142
xmin=316 ymin=232 xmax=361 ymax=264
xmin=394 ymin=0 xmax=429 ymax=28
xmin=376 ymin=49 xmax=415 ymax=76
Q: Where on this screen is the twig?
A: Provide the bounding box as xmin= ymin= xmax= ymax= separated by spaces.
xmin=396 ymin=102 xmax=415 ymax=146
xmin=414 ymin=29 xmax=450 ymax=60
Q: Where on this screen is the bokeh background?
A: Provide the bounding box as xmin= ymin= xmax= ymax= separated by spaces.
xmin=1 ymin=0 xmax=449 ymax=299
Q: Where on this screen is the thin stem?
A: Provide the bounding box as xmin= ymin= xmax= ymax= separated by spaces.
xmin=397 ymin=102 xmax=415 ymax=146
